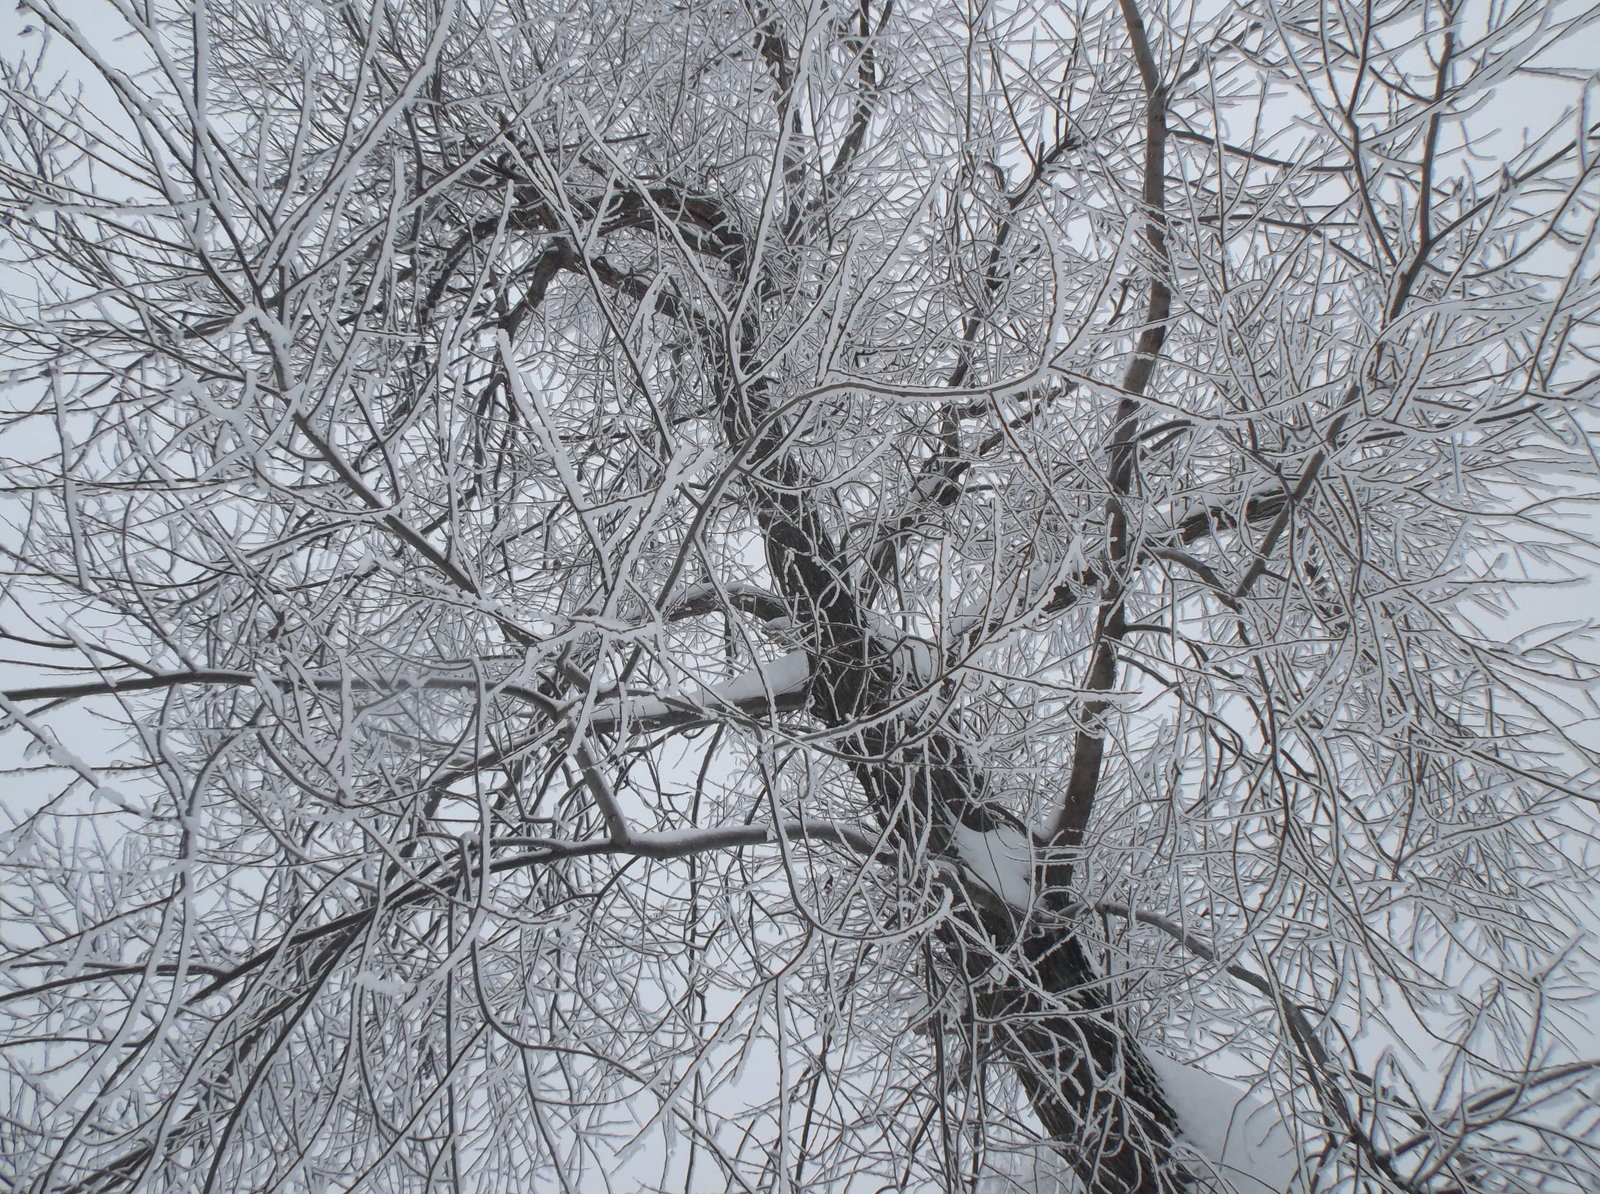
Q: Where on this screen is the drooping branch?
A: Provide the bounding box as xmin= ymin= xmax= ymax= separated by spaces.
xmin=2 ymin=817 xmax=883 ymax=1012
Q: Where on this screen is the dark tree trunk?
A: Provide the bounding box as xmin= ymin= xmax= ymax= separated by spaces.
xmin=978 ymin=921 xmax=1190 ymax=1193
xmin=823 ymin=671 xmax=1190 ymax=1191
xmin=717 ymin=187 xmax=1191 ymax=1193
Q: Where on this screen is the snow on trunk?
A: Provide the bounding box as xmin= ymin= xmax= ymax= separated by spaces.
xmin=1145 ymin=1052 xmax=1303 ymax=1194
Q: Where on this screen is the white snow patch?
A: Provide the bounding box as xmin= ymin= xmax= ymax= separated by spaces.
xmin=1147 ymin=1052 xmax=1303 ymax=1194
xmin=949 ymin=821 xmax=1036 ymax=909
xmin=584 ymin=651 xmax=810 ymax=727
xmin=863 ymin=610 xmax=941 ymax=681
xmin=591 ymin=693 xmax=678 ymax=724
xmin=354 ymin=969 xmax=409 ymax=999
xmin=710 ymin=650 xmax=810 ymax=705
xmin=670 ymin=581 xmax=787 ymax=621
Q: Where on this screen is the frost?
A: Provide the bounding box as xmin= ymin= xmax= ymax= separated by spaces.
xmin=2 ymin=4 xmax=1591 ymax=1188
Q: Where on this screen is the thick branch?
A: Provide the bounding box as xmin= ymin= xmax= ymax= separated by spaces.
xmin=1048 ymin=4 xmax=1171 ymax=862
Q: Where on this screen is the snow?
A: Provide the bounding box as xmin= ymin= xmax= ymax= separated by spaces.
xmin=669 ymin=581 xmax=789 ymax=622
xmin=862 ymin=610 xmax=941 ymax=682
xmin=590 ymin=692 xmax=679 ymax=725
xmin=581 ymin=651 xmax=810 ymax=729
xmin=709 ymin=650 xmax=810 ymax=705
xmin=1146 ymin=1052 xmax=1303 ymax=1194
xmin=949 ymin=820 xmax=1036 ymax=909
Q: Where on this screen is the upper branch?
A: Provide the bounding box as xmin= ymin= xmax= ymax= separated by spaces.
xmin=1047 ymin=1 xmax=1171 ymax=859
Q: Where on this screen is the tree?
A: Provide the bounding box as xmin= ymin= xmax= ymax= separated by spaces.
xmin=2 ymin=0 xmax=1598 ymax=1190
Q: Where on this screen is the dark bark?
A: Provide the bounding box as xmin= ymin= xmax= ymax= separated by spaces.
xmin=979 ymin=928 xmax=1188 ymax=1194
xmin=800 ymin=641 xmax=1191 ymax=1191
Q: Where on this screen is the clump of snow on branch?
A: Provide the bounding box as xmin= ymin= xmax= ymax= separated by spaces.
xmin=710 ymin=650 xmax=811 ymax=706
xmin=585 ymin=649 xmax=812 ymax=727
xmin=949 ymin=820 xmax=1037 ymax=909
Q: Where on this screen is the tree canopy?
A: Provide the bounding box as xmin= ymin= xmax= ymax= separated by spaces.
xmin=2 ymin=1 xmax=1599 ymax=1191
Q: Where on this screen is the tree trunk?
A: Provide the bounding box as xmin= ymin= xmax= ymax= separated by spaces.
xmin=979 ymin=921 xmax=1190 ymax=1193
xmin=827 ymin=678 xmax=1190 ymax=1191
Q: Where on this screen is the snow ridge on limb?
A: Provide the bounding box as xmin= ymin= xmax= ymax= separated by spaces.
xmin=581 ymin=649 xmax=812 ymax=730
xmin=664 ymin=581 xmax=791 ymax=625
xmin=947 ymin=818 xmax=1037 ymax=911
